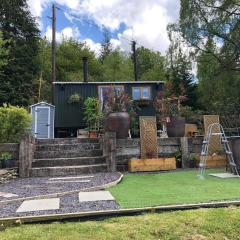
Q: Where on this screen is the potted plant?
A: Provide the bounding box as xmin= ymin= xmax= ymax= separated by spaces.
xmin=0 ymin=152 xmax=13 ymax=168
xmin=188 ymin=153 xmax=196 ymax=168
xmin=175 ymin=149 xmax=182 ymax=168
xmin=155 ymin=84 xmax=187 ymax=137
xmin=68 ymin=93 xmax=81 ymax=104
xmin=103 ymin=87 xmax=135 ymax=139
xmin=83 ymin=97 xmax=102 ymax=138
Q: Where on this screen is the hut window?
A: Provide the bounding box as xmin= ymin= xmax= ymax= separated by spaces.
xmin=132 ymin=87 xmax=151 ymax=100
xmin=99 ymin=85 xmax=124 ymax=111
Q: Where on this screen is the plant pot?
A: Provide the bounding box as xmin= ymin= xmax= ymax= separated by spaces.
xmin=89 ymin=131 xmax=98 ymax=138
xmin=189 ymin=160 xmax=196 ymax=168
xmin=105 ymin=112 xmax=130 ymax=139
xmin=176 ymin=160 xmax=182 ymax=168
xmin=166 ymin=117 xmax=185 ymax=137
xmin=1 ymin=159 xmax=13 ymax=168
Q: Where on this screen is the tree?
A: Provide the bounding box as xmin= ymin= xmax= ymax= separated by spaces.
xmin=56 ymin=38 xmax=103 ymax=82
xmin=179 ymin=0 xmax=240 ymax=127
xmin=197 ymin=38 xmax=240 ymax=127
xmin=180 ymin=0 xmax=240 ymax=71
xmin=197 ymin=39 xmax=220 ymax=110
xmin=101 ymin=48 xmax=133 ymax=81
xmin=38 ymin=38 xmax=104 ymax=102
xmin=0 ymin=31 xmax=9 ymax=70
xmin=99 ymin=28 xmax=112 ymax=63
xmin=166 ymin=24 xmax=198 ymax=109
xmin=0 ymin=0 xmax=40 ymax=106
xmin=136 ymin=47 xmax=167 ymax=81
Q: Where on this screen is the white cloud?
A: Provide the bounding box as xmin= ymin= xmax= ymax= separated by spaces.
xmin=83 ymin=39 xmax=102 ymax=57
xmin=29 ymin=0 xmax=180 ymax=54
xmin=76 ymin=0 xmax=180 ymax=54
xmin=45 ymin=26 xmax=80 ymax=42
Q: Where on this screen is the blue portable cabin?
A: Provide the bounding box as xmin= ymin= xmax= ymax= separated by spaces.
xmin=53 ymin=81 xmax=164 ymax=138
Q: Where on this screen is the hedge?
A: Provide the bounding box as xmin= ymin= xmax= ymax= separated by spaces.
xmin=0 ymin=104 xmax=31 ymax=143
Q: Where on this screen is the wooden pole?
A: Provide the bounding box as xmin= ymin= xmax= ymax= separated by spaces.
xmin=51 ymin=3 xmax=56 ymax=104
xmin=131 ymin=40 xmax=138 ymax=81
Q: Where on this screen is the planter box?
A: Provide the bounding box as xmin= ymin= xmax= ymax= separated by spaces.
xmin=196 ymin=155 xmax=227 ymax=168
xmin=128 ymin=157 xmax=176 ymax=172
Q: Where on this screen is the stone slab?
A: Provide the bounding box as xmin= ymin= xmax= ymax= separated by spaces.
xmin=209 ymin=173 xmax=240 ymax=179
xmin=0 ymin=192 xmax=18 ymax=198
xmin=47 ymin=180 xmax=91 ymax=183
xmin=16 ymin=198 xmax=60 ymax=213
xmin=79 ymin=191 xmax=115 ymax=202
xmin=49 ymin=176 xmax=94 ymax=180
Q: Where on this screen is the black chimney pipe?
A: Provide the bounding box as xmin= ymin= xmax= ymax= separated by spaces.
xmin=82 ymin=57 xmax=88 ymax=82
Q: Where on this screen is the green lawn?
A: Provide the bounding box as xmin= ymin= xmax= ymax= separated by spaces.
xmin=1 ymin=207 xmax=240 ymax=239
xmin=109 ymin=169 xmax=240 ymax=208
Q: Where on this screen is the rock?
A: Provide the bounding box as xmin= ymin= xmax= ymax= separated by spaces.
xmin=0 ymin=169 xmax=8 ymax=176
xmin=0 ymin=169 xmax=18 ymax=185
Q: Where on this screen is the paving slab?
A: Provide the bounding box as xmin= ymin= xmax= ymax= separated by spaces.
xmin=49 ymin=176 xmax=94 ymax=180
xmin=209 ymin=173 xmax=240 ymax=179
xmin=16 ymin=198 xmax=60 ymax=213
xmin=79 ymin=191 xmax=115 ymax=202
xmin=47 ymin=180 xmax=91 ymax=184
xmin=0 ymin=192 xmax=18 ymax=198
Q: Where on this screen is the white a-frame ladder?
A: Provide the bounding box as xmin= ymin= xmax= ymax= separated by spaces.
xmin=198 ymin=123 xmax=239 ymax=179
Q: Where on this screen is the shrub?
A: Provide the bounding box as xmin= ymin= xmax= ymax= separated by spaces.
xmin=83 ymin=98 xmax=102 ymax=129
xmin=0 ymin=104 xmax=31 ymax=143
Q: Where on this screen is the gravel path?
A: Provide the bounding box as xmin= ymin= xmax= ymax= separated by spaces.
xmin=0 ymin=192 xmax=120 ymax=219
xmin=0 ymin=172 xmax=121 ymax=201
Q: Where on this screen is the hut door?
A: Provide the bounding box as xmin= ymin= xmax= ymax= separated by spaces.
xmin=35 ymin=106 xmax=50 ymax=139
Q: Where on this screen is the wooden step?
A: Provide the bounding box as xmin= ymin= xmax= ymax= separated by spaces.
xmin=32 ymin=156 xmax=106 ymax=167
xmin=30 ymin=164 xmax=108 ymax=177
xmin=36 ymin=138 xmax=99 ymax=145
xmin=34 ymin=149 xmax=103 ymax=159
xmin=36 ymin=143 xmax=100 ymax=152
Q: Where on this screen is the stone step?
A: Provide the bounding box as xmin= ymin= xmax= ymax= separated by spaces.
xmin=30 ymin=164 xmax=108 ymax=177
xmin=34 ymin=149 xmax=103 ymax=159
xmin=32 ymin=156 xmax=106 ymax=167
xmin=36 ymin=138 xmax=99 ymax=145
xmin=36 ymin=143 xmax=101 ymax=152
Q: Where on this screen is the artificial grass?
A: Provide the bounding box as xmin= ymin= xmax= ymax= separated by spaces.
xmin=1 ymin=207 xmax=240 ymax=239
xmin=109 ymin=169 xmax=240 ymax=208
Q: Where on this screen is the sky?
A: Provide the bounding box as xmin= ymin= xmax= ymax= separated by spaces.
xmin=27 ymin=0 xmax=180 ymax=56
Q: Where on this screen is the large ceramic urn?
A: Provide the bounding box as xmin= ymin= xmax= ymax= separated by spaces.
xmin=105 ymin=112 xmax=130 ymax=139
xmin=166 ymin=116 xmax=185 ymax=137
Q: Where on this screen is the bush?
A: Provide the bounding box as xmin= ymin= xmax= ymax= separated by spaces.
xmin=83 ymin=98 xmax=102 ymax=129
xmin=0 ymin=104 xmax=31 ymax=143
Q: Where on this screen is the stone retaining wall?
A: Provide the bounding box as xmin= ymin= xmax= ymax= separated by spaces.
xmin=116 ymin=137 xmax=203 ymax=171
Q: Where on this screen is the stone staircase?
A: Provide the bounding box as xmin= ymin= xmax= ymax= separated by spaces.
xmin=31 ymin=138 xmax=107 ymax=177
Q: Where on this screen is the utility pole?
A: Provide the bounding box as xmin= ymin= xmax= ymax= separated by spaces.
xmin=51 ymin=3 xmax=56 ymax=104
xmin=131 ymin=40 xmax=137 ymax=81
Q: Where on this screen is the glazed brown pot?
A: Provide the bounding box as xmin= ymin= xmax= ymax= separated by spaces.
xmin=166 ymin=117 xmax=185 ymax=137
xmin=105 ymin=112 xmax=130 ymax=139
